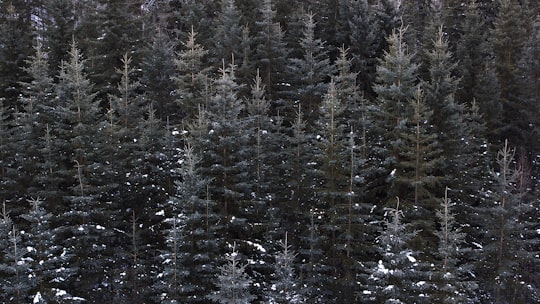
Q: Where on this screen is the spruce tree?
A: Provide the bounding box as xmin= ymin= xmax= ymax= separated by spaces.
xmin=492 ymin=0 xmax=529 ymax=146
xmin=253 ymin=0 xmax=291 ymax=103
xmin=155 ymin=145 xmax=223 ymax=303
xmin=370 ymin=24 xmax=419 ymax=205
xmin=78 ymin=0 xmax=146 ymax=101
xmin=0 ymin=0 xmax=35 ymax=110
xmin=42 ymin=0 xmax=76 ymax=76
xmin=140 ymin=28 xmax=178 ymax=123
xmin=171 ymin=27 xmax=211 ymax=121
xmin=266 ymin=233 xmax=305 ymax=304
xmin=20 ymin=197 xmax=78 ymax=302
xmin=210 ymin=0 xmax=244 ymax=68
xmin=208 ymin=243 xmax=255 ymax=304
xmin=0 ymin=203 xmax=33 ymax=304
xmin=432 ymin=188 xmax=478 ymax=303
xmin=365 ymin=198 xmax=432 ymax=304
xmin=477 ymin=140 xmax=540 ymax=303
xmin=287 ymin=12 xmax=334 ymax=123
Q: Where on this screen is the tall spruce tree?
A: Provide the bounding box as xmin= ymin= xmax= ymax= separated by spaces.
xmin=364 ymin=198 xmax=433 ymax=304
xmin=171 ymin=27 xmax=211 ymax=121
xmin=155 ymin=145 xmax=223 ymax=303
xmin=432 ymin=188 xmax=478 ymax=303
xmin=208 ymin=243 xmax=255 ymax=304
xmin=477 ymin=140 xmax=539 ymax=303
xmin=253 ymin=0 xmax=291 ymax=104
xmin=287 ymin=12 xmax=334 ymax=123
xmin=141 ymin=28 xmax=178 ymax=123
xmin=370 ymin=24 xmax=419 ymax=205
xmin=492 ymin=0 xmax=530 ymax=147
xmin=0 ymin=0 xmax=35 ymax=110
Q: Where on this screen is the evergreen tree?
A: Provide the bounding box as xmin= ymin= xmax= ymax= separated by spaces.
xmin=253 ymin=0 xmax=291 ymax=103
xmin=171 ymin=27 xmax=211 ymax=121
xmin=141 ymin=28 xmax=178 ymax=123
xmin=516 ymin=14 xmax=540 ymax=160
xmin=0 ymin=203 xmax=32 ymax=304
xmin=0 ymin=0 xmax=35 ymax=110
xmin=266 ymin=233 xmax=305 ymax=304
xmin=208 ymin=243 xmax=255 ymax=304
xmin=477 ymin=140 xmax=540 ymax=303
xmin=78 ymin=0 xmax=146 ymax=101
xmin=20 ymin=197 xmax=78 ymax=302
xmin=395 ymin=87 xmax=444 ymax=254
xmin=287 ymin=12 xmax=334 ymax=123
xmin=42 ymin=0 xmax=76 ymax=76
xmin=53 ymin=41 xmax=111 ymax=300
xmin=365 ymin=198 xmax=433 ymax=304
xmin=155 ymin=145 xmax=223 ymax=303
xmin=370 ymin=24 xmax=419 ymax=205
xmin=210 ymin=0 xmax=244 ymax=68
xmin=492 ymin=0 xmax=529 ymax=146
xmin=432 ymin=188 xmax=478 ymax=303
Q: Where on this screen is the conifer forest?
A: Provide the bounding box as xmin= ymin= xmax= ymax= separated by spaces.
xmin=1 ymin=0 xmax=540 ymax=303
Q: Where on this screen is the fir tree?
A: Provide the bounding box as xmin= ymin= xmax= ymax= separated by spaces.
xmin=492 ymin=0 xmax=529 ymax=146
xmin=477 ymin=140 xmax=540 ymax=303
xmin=0 ymin=0 xmax=34 ymax=110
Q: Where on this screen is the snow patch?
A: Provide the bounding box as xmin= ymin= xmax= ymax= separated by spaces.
xmin=246 ymin=240 xmax=266 ymax=253
xmin=406 ymin=252 xmax=416 ymax=263
xmin=33 ymin=292 xmax=43 ymax=303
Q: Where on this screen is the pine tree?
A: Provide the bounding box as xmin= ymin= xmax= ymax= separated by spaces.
xmin=53 ymin=41 xmax=112 ymax=300
xmin=78 ymin=0 xmax=146 ymax=101
xmin=42 ymin=0 xmax=76 ymax=76
xmin=0 ymin=203 xmax=33 ymax=304
xmin=395 ymin=87 xmax=444 ymax=254
xmin=492 ymin=0 xmax=529 ymax=146
xmin=516 ymin=14 xmax=540 ymax=160
xmin=0 ymin=0 xmax=35 ymax=110
xmin=210 ymin=0 xmax=244 ymax=68
xmin=208 ymin=243 xmax=255 ymax=304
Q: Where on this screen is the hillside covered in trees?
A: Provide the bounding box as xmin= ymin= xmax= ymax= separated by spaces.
xmin=0 ymin=0 xmax=539 ymax=303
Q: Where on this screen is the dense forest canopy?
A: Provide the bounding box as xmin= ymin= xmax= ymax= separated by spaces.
xmin=0 ymin=0 xmax=539 ymax=303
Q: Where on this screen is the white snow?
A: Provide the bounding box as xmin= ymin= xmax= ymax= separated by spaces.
xmin=155 ymin=210 xmax=165 ymax=216
xmin=472 ymin=242 xmax=483 ymax=249
xmin=33 ymin=292 xmax=43 ymax=303
xmin=406 ymin=252 xmax=416 ymax=263
xmin=55 ymin=289 xmax=67 ymax=296
xmin=377 ymin=260 xmax=389 ymax=274
xmin=96 ymin=225 xmax=105 ymax=230
xmin=246 ymin=240 xmax=267 ymax=253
